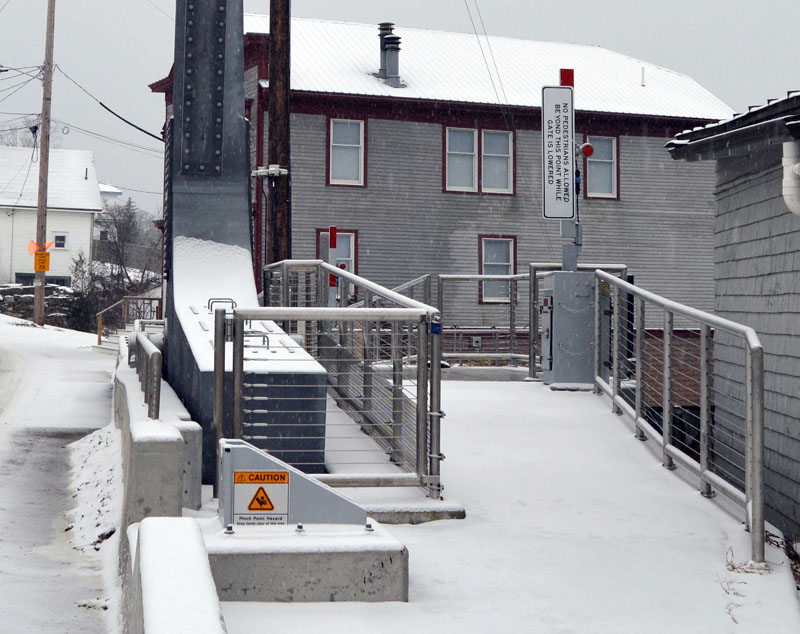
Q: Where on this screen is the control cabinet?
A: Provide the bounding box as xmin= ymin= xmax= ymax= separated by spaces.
xmin=539 ymin=271 xmax=596 ymax=385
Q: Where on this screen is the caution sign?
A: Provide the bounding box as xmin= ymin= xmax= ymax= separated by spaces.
xmin=233 ymin=471 xmax=289 ymax=525
xmin=34 ymin=251 xmax=50 ymax=272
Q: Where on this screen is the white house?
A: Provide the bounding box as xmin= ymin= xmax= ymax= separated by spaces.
xmin=0 ymin=147 xmax=102 ymax=286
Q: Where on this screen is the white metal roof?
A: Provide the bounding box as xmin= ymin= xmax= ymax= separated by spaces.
xmin=0 ymin=147 xmax=102 ymax=211
xmin=244 ymin=15 xmax=733 ymax=121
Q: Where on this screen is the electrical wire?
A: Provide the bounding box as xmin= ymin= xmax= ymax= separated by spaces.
xmin=463 ymin=0 xmax=558 ymax=262
xmin=0 ymin=0 xmax=12 ymax=15
xmin=50 ymin=117 xmax=163 ymax=158
xmin=143 ymin=0 xmax=173 ymax=21
xmin=0 ymin=74 xmax=38 ymax=106
xmin=54 ymin=65 xmax=163 ymax=142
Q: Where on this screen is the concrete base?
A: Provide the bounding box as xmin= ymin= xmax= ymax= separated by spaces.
xmin=204 ymin=521 xmax=409 ymax=602
xmin=362 ymin=500 xmax=466 ymax=524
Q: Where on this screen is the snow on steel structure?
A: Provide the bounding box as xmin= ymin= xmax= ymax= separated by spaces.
xmin=163 ymin=0 xmax=326 ymax=481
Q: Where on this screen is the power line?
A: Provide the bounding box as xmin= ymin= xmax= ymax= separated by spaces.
xmin=51 ymin=117 xmax=163 ymax=158
xmin=0 ymin=0 xmax=13 ymax=15
xmin=54 ymin=65 xmax=163 ymax=142
xmin=111 ymin=184 xmax=163 ymax=195
xmin=464 ymin=0 xmax=558 ymax=262
xmin=143 ymin=0 xmax=173 ymax=22
xmin=0 ymin=75 xmax=38 ymax=106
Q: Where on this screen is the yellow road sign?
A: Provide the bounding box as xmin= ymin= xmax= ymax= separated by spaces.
xmin=34 ymin=251 xmax=50 ymax=272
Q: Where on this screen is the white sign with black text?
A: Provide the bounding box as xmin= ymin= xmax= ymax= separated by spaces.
xmin=541 ymin=86 xmax=575 ymax=219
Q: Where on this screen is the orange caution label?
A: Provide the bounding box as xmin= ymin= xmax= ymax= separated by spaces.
xmin=247 ymin=487 xmax=275 ymax=511
xmin=234 ymin=471 xmax=289 ymax=484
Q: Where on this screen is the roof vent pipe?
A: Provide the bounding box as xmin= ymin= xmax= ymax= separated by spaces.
xmin=384 ymin=35 xmax=401 ymax=88
xmin=378 ymin=22 xmax=394 ymax=79
xmin=783 ymin=141 xmax=800 ymax=215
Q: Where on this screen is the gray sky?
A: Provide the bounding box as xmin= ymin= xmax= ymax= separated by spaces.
xmin=1 ymin=0 xmax=798 ymax=214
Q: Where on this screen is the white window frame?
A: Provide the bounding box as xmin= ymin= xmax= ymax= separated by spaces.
xmin=329 ymin=119 xmax=365 ymax=186
xmin=53 ymin=233 xmax=67 ymax=249
xmin=446 ymin=127 xmax=478 ymax=192
xmin=480 ymin=236 xmax=515 ymax=303
xmin=481 ymin=130 xmax=513 ymax=194
xmin=586 ymin=135 xmax=617 ymax=198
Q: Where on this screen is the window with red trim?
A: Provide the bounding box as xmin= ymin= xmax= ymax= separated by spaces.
xmin=446 ymin=128 xmax=513 ymax=194
xmin=479 ymin=235 xmax=516 ymax=302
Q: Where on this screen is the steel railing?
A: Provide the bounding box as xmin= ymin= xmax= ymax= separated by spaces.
xmin=129 ymin=322 xmax=164 ymax=420
xmin=594 ymin=270 xmax=765 ymax=562
xmin=96 ymin=295 xmax=162 ymax=345
xmin=218 ymin=261 xmax=443 ymax=498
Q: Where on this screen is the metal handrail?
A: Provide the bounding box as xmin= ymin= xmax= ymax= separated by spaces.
xmin=132 ymin=330 xmax=162 ymax=419
xmin=594 ymin=269 xmax=765 ymax=563
xmin=95 ymin=296 xmax=162 ymax=345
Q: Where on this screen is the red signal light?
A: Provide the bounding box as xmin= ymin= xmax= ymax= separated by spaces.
xmin=579 ymin=143 xmax=594 ymax=157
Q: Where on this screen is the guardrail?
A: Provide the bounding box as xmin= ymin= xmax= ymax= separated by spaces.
xmin=594 ymin=270 xmax=765 ymax=562
xmin=219 ymin=261 xmax=443 ymax=497
xmin=129 ymin=321 xmax=164 ymax=420
xmin=96 ymin=295 xmax=162 ymax=345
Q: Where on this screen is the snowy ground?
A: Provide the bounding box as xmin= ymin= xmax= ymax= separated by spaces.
xmin=223 ymin=382 xmax=800 ymax=634
xmin=1 ymin=313 xmax=799 ymax=633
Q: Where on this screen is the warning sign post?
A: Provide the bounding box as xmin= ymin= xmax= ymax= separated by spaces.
xmin=233 ymin=471 xmax=289 ymax=525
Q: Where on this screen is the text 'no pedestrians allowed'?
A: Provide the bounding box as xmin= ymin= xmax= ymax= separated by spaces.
xmin=233 ymin=471 xmax=290 ymax=526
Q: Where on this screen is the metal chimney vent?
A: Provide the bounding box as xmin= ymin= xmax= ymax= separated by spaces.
xmin=378 ymin=22 xmax=394 ymax=79
xmin=384 ymin=35 xmax=402 ymax=88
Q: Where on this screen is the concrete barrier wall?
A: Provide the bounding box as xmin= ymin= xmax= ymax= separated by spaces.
xmin=114 ymin=343 xmax=203 ymax=524
xmin=128 ymin=518 xmax=227 ymax=634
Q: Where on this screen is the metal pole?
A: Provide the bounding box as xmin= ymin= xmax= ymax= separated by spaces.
xmin=749 ymin=344 xmax=765 ymax=563
xmin=699 ymin=323 xmax=713 ymax=496
xmin=634 ymin=297 xmax=646 ymax=440
xmin=391 ymin=322 xmax=403 ymax=463
xmin=662 ymin=310 xmax=675 ymax=469
xmin=232 ymin=313 xmax=244 ymax=439
xmin=423 ymin=274 xmax=431 ymax=307
xmin=428 ymin=315 xmax=443 ymax=499
xmin=437 ymin=276 xmax=444 ymax=319
xmin=148 ymin=350 xmax=162 ymax=420
xmin=611 ymin=286 xmax=622 ymax=414
xmin=509 ymin=279 xmax=516 ymax=364
xmin=529 ymin=265 xmax=537 ymax=379
xmin=593 ymin=276 xmax=601 ymax=393
xmin=33 ymin=0 xmax=56 ymax=326
xmin=415 ymin=316 xmax=429 ymax=480
xmin=362 ymin=291 xmax=374 ymax=425
xmin=213 ymin=308 xmax=226 ymax=497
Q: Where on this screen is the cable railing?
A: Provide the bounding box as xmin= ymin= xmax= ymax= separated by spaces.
xmin=594 ymin=270 xmax=765 ymax=563
xmin=217 ymin=261 xmax=443 ymax=498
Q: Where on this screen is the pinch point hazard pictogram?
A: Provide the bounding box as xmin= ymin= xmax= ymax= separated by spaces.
xmin=248 ymin=487 xmax=275 ymax=511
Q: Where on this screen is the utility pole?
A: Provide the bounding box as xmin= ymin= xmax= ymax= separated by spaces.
xmin=266 ymin=0 xmax=291 ymax=264
xmin=34 ymin=0 xmax=56 ymax=326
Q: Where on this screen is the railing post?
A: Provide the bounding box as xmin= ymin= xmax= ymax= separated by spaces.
xmin=213 ymin=308 xmax=226 ymax=497
xmin=611 ymin=285 xmax=622 ymax=414
xmin=391 ymin=322 xmax=403 ymax=463
xmin=97 ymin=313 xmax=103 ymax=346
xmin=593 ymin=276 xmax=601 ymax=393
xmin=423 ymin=274 xmax=431 ymax=307
xmin=428 ymin=314 xmax=443 ymax=499
xmin=416 ymin=315 xmax=429 ymax=483
xmin=362 ymin=291 xmax=374 ymax=426
xmin=232 ymin=312 xmax=244 ymax=440
xmin=148 ymin=349 xmax=162 ymax=420
xmin=124 ymin=297 xmax=130 ymax=325
xmin=699 ymin=323 xmax=714 ymax=496
xmin=530 ymin=265 xmax=537 ymax=379
xmin=748 ymin=344 xmax=765 ymax=563
xmin=437 ymin=276 xmax=444 ymax=320
xmin=634 ymin=297 xmax=646 ymax=440
xmin=662 ymin=310 xmax=676 ymax=469
xmin=509 ymin=279 xmax=516 ymax=365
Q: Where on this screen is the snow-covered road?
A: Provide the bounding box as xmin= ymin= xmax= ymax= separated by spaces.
xmin=0 ymin=316 xmax=114 ymax=632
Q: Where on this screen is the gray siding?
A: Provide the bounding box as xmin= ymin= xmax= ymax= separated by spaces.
xmin=714 ymin=147 xmax=800 ymax=538
xmin=284 ymin=113 xmax=716 ymax=327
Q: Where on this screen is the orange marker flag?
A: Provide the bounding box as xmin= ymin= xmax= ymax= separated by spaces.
xmin=44 ymin=241 xmax=54 ymax=251
xmin=28 ymin=240 xmax=39 ymax=254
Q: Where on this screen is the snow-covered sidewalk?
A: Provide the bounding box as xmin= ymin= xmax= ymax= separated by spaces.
xmin=0 ymin=315 xmax=115 ymax=632
xmin=223 ymin=381 xmax=800 ymax=634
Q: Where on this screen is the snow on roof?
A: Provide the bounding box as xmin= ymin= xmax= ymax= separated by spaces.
xmin=244 ymin=15 xmax=733 ymax=121
xmin=0 ymin=146 xmax=102 ymax=211
xmin=99 ymin=182 xmax=123 ymax=196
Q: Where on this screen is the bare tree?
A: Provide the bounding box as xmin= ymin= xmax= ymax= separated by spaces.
xmin=0 ymin=117 xmax=61 ymax=148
